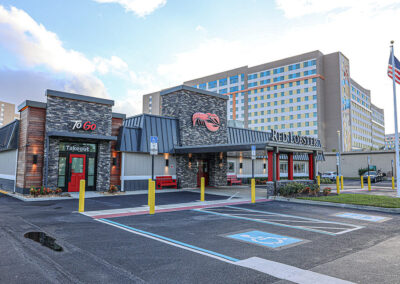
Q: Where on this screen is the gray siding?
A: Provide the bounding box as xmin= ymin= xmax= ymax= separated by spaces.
xmin=0 ymin=149 xmax=17 ymax=176
xmin=124 ymin=153 xmax=176 ymax=177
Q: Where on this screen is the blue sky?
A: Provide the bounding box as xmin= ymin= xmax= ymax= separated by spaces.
xmin=0 ymin=0 xmax=399 ymax=132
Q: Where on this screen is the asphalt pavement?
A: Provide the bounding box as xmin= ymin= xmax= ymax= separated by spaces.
xmin=1 ymin=190 xmax=400 ymax=283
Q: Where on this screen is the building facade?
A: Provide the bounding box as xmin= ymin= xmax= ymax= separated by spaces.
xmin=0 ymin=86 xmax=323 ymax=194
xmin=143 ymin=50 xmax=385 ymax=152
xmin=385 ymin=133 xmax=399 ymax=150
xmin=0 ymin=101 xmax=17 ymax=127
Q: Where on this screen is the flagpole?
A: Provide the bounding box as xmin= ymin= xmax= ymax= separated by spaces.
xmin=390 ymin=40 xmax=400 ymax=197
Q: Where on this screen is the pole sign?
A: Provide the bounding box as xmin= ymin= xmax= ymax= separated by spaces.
xmin=251 ymin=145 xmax=256 ymax=160
xmin=336 ymin=152 xmax=340 ymax=165
xmin=150 ymin=136 xmax=158 ymax=155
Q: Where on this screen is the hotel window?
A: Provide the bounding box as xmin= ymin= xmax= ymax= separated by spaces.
xmin=230 ymin=75 xmax=238 ymax=84
xmin=230 ymin=86 xmax=238 ymax=92
xmin=297 ymin=122 xmax=301 ymax=127
xmin=208 ymin=81 xmax=217 ymax=88
xmin=297 ymin=106 xmax=301 ymax=111
xmin=306 ymin=130 xmax=310 ymax=135
xmin=199 ymin=83 xmax=206 ymax=89
xmin=297 ymin=114 xmax=301 ymax=119
xmin=290 ymin=115 xmax=293 ymax=119
xmin=290 ymin=123 xmax=294 ymax=128
xmin=219 ymin=78 xmax=227 ymax=86
xmin=219 ymin=88 xmax=227 ymax=94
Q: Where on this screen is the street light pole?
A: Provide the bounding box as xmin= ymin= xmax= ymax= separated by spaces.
xmin=337 ymin=130 xmax=341 ymax=178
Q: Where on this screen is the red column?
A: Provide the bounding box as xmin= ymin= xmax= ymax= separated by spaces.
xmin=276 ymin=153 xmax=280 ymax=181
xmin=267 ymin=151 xmax=273 ymax=181
xmin=308 ymin=153 xmax=314 ymax=180
xmin=288 ymin=153 xmax=294 ymax=180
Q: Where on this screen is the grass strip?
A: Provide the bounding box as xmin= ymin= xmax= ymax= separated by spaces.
xmin=297 ymin=194 xmax=400 ymax=208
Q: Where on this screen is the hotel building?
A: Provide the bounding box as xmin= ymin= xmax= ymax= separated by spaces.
xmin=143 ymin=50 xmax=385 ymax=152
xmin=0 ymin=101 xmax=18 ymax=127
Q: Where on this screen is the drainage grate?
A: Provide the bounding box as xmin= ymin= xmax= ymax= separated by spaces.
xmin=24 ymin=232 xmax=63 ymax=252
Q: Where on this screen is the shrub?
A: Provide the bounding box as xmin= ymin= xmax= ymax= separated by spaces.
xmin=279 ymin=183 xmax=305 ymax=197
xmin=55 ymin=188 xmax=62 ymax=195
xmin=323 ymin=188 xmax=332 ymax=196
xmin=309 ymin=184 xmax=320 ymax=196
xmin=108 ymin=185 xmax=118 ymax=194
xmin=358 ymin=168 xmax=368 ymax=177
xmin=30 ymin=186 xmax=38 ymax=197
xmin=320 ymin=177 xmax=333 ymax=184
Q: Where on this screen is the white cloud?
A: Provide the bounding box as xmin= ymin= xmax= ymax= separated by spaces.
xmin=94 ymin=55 xmax=129 ymax=75
xmin=156 ymin=1 xmax=400 ymax=133
xmin=195 ymin=25 xmax=206 ymax=33
xmin=94 ymin=0 xmax=166 ymax=17
xmin=0 ymin=5 xmax=133 ymax=101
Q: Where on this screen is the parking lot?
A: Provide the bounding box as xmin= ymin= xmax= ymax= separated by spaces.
xmin=1 ymin=190 xmax=400 ymax=283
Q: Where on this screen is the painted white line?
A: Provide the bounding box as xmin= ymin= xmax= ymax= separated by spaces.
xmin=236 ymin=257 xmax=354 ymax=284
xmin=97 ymin=219 xmax=355 ymax=283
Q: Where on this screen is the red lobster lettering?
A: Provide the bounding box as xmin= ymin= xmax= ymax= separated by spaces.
xmin=192 ymin=112 xmax=220 ymax=132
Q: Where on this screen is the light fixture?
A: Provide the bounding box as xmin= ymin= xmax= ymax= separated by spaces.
xmin=33 ymin=155 xmax=38 ymax=165
xmin=263 ymin=163 xmax=266 ymax=169
xmin=165 ymin=158 xmax=169 ymax=167
xmin=112 ymin=157 xmax=117 ymax=166
xmin=240 ymin=162 xmax=243 ymax=169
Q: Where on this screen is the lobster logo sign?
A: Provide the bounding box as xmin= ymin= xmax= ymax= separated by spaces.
xmin=192 ymin=112 xmax=220 ymax=132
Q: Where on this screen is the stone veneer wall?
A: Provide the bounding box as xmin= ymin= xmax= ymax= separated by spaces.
xmin=176 ymin=155 xmax=198 ymax=188
xmin=208 ymin=153 xmax=227 ymax=187
xmin=44 ymin=95 xmax=112 ymax=191
xmin=161 ymin=89 xmax=228 ymax=146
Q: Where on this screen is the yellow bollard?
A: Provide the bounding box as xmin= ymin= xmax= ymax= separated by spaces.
xmin=317 ymin=175 xmax=320 ymax=189
xmin=251 ymin=178 xmax=255 ymax=203
xmin=200 ymin=177 xmax=205 ymax=201
xmin=149 ymin=180 xmax=155 ymax=214
xmin=368 ymin=176 xmax=371 ymax=191
xmin=336 ymin=176 xmax=340 ymax=195
xmin=361 ymin=175 xmax=364 ymax=189
xmin=148 ymin=179 xmax=152 ymax=206
xmin=340 ymin=176 xmax=344 ymax=191
xmin=392 ymin=176 xmax=395 ymax=190
xmin=78 ymin=179 xmax=85 ymax=212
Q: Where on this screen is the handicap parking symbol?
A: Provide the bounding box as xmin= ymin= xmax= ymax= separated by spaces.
xmin=335 ymin=212 xmax=388 ymax=222
xmin=227 ymin=230 xmax=303 ymax=249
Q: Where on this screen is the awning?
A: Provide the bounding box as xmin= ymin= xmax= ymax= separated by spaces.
xmin=47 ymin=131 xmax=117 ymax=141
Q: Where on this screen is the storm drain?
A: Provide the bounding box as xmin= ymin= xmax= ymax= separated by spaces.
xmin=24 ymin=232 xmax=63 ymax=252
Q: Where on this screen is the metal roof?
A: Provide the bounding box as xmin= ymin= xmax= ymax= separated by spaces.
xmin=0 ymin=120 xmax=19 ymax=152
xmin=118 ymin=114 xmax=180 ymax=153
xmin=228 ymin=127 xmax=270 ymax=144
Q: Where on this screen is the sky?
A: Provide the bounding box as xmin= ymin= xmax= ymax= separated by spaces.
xmin=0 ymin=0 xmax=399 ymax=132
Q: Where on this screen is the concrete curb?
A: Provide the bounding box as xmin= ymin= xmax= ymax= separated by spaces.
xmin=270 ymin=196 xmax=400 ymax=214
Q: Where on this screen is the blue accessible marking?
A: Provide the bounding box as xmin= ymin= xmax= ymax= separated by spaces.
xmin=336 ymin=213 xmax=387 ymax=222
xmin=150 ymin=136 xmax=158 ymax=143
xmin=227 ymin=230 xmax=302 ymax=249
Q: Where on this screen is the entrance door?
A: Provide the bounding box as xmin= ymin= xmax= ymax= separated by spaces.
xmin=197 ymin=160 xmax=209 ymax=187
xmin=68 ymin=154 xmax=86 ymax=192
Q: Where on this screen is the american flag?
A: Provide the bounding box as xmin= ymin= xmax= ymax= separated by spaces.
xmin=388 ymin=51 xmax=400 ymax=84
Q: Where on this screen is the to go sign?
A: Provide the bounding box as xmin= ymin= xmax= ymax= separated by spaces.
xmin=72 ymin=120 xmax=97 ymax=131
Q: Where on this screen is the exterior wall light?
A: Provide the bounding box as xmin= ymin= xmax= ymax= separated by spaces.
xmin=165 ymin=159 xmax=169 ymax=167
xmin=240 ymin=162 xmax=243 ymax=169
xmin=33 ymin=155 xmax=38 ymax=165
xmin=112 ymin=157 xmax=117 ymax=166
xmin=263 ymin=163 xmax=266 ymax=169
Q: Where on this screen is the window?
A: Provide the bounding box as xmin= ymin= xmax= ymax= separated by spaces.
xmin=199 ymin=83 xmax=206 ymax=89
xmin=219 ymin=88 xmax=227 ymax=94
xmin=230 ymin=75 xmax=238 ymax=84
xmin=280 ymin=162 xmax=288 ymax=174
xmin=208 ymin=81 xmax=217 ymax=88
xmin=230 ymin=86 xmax=238 ymax=92
xmin=57 ymin=157 xmax=66 ymax=187
xmin=219 ymin=78 xmax=227 ymax=86
xmin=228 ymin=161 xmax=235 ymax=173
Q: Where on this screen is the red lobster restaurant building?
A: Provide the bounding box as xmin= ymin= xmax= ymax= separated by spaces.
xmin=0 ymin=86 xmax=324 ymax=195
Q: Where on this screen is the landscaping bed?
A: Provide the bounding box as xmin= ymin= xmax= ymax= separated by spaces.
xmin=297 ymin=194 xmax=400 ymax=208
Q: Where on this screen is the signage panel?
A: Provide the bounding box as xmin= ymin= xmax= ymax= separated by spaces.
xmin=71 ymin=120 xmax=97 ymax=131
xmin=251 ymin=145 xmax=256 ymax=160
xmin=150 ymin=136 xmax=158 ymax=155
xmin=269 ymin=129 xmax=321 ymax=147
xmin=192 ymin=112 xmax=220 ymax=132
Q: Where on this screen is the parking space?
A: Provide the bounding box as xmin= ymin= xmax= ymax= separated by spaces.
xmin=92 ymin=200 xmax=400 ymax=278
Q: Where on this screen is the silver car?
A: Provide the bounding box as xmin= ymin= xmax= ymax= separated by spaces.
xmin=321 ymin=171 xmax=337 ymax=181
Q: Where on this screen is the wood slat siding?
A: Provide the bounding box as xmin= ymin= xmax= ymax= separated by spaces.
xmin=110 ymin=117 xmax=123 ymax=187
xmin=16 ymin=107 xmax=46 ymax=189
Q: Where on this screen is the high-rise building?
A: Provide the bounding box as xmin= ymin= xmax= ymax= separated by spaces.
xmin=385 ymin=133 xmax=399 ymax=150
xmin=0 ymin=101 xmax=17 ymax=127
xmin=143 ymin=50 xmax=385 ymax=152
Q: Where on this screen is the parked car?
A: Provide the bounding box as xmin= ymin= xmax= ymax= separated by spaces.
xmin=321 ymin=171 xmax=337 ymax=181
xmin=362 ymin=171 xmax=383 ymax=183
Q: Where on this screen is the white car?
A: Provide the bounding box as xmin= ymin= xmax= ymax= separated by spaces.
xmin=321 ymin=171 xmax=337 ymax=181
